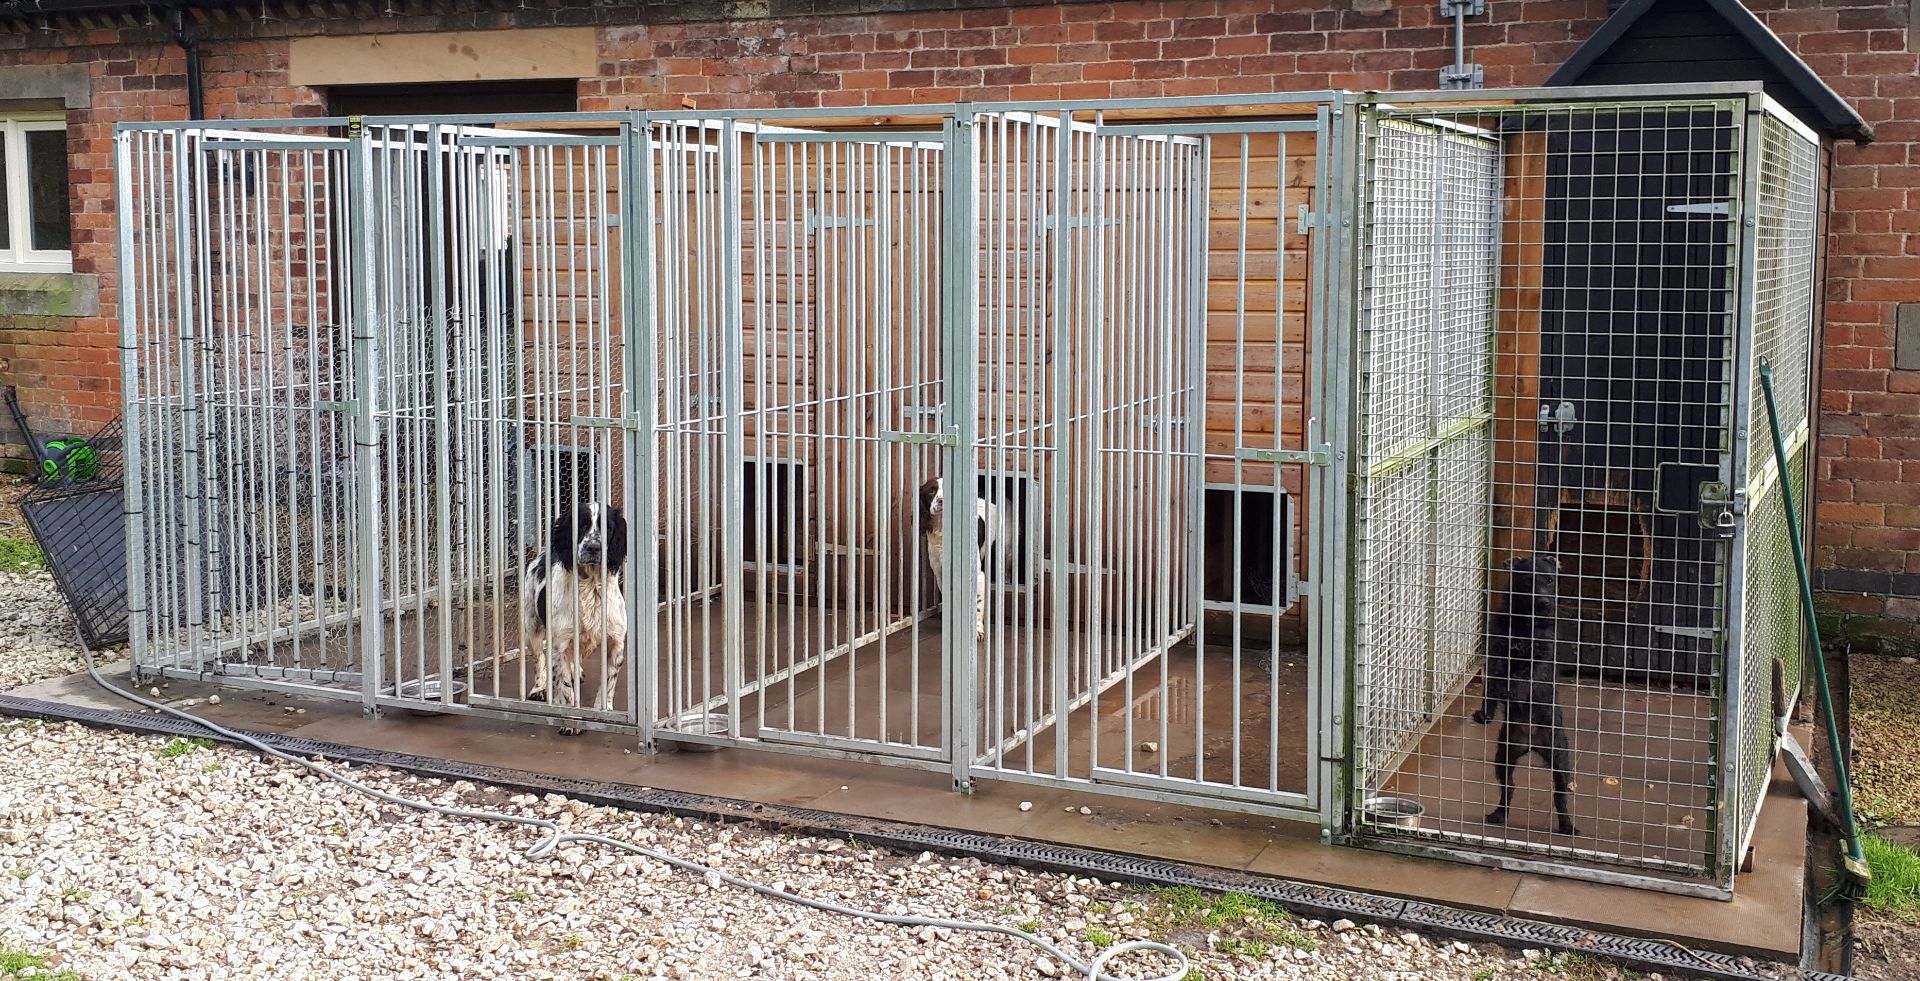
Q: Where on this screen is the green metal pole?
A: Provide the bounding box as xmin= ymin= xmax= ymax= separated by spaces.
xmin=1757 ymin=358 xmax=1870 ymax=891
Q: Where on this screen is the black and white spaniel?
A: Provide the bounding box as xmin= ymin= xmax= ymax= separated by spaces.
xmin=918 ymin=477 xmax=1007 ymax=641
xmin=522 ymin=500 xmax=629 ymax=735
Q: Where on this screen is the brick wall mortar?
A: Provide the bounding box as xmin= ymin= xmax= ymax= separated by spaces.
xmin=9 ymin=0 xmax=1918 ymax=616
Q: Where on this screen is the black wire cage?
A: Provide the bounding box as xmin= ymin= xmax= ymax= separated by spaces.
xmin=22 ymin=418 xmax=129 ymax=650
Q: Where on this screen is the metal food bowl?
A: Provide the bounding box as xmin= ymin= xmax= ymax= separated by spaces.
xmin=667 ymin=711 xmax=728 ymax=753
xmin=1362 ymin=796 xmax=1425 ymax=829
xmin=391 ymin=675 xmax=468 ymax=716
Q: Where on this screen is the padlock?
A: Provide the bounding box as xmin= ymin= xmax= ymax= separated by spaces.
xmin=1713 ymin=508 xmax=1737 ymax=540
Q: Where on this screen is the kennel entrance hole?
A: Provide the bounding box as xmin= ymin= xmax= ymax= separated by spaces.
xmin=1201 ymin=486 xmax=1295 ymax=614
xmin=1545 ymin=490 xmax=1652 ymax=617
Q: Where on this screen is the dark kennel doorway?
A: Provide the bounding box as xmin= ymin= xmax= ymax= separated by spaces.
xmin=1534 ymin=108 xmax=1738 ymax=680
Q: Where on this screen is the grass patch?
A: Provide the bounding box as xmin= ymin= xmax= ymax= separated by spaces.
xmin=158 ymin=737 xmax=214 ymax=759
xmin=1137 ymin=885 xmax=1315 ymax=953
xmin=0 ymin=946 xmax=82 ymax=980
xmin=508 ymin=889 xmax=531 ymax=903
xmin=1473 ymin=970 xmax=1496 ymax=981
xmin=0 ymin=538 xmax=45 ymax=576
xmin=1862 ymin=834 xmax=1920 ymax=923
xmin=1554 ymin=953 xmax=1615 ymax=980
xmin=1081 ymin=928 xmax=1113 ymax=949
xmin=1018 ymin=919 xmax=1042 ymax=934
xmin=555 ymin=934 xmax=586 ymax=952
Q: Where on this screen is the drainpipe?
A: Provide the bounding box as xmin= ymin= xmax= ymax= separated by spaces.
xmin=1439 ymin=0 xmax=1485 ymax=90
xmin=169 ymin=4 xmax=205 ymax=120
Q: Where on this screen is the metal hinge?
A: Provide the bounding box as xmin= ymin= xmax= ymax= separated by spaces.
xmin=1239 ymin=446 xmax=1332 ymax=466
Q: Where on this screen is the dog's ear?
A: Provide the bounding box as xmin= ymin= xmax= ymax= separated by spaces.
xmin=602 ymin=504 xmax=629 ymax=572
xmin=549 ymin=502 xmax=577 ymax=565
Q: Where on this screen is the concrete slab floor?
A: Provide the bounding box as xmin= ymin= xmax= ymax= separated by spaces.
xmin=8 ymin=664 xmax=1808 ymax=961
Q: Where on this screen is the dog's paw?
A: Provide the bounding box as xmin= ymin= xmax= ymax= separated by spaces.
xmin=525 ymin=688 xmax=548 ymax=703
xmin=558 ymin=725 xmax=581 ymax=737
xmin=1557 ymin=821 xmax=1580 ymax=836
xmin=1484 ymin=808 xmax=1508 ymax=826
xmin=1470 ymin=708 xmax=1490 ymax=725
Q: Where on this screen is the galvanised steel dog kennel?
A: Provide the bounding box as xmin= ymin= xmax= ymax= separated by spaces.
xmin=115 ymin=84 xmax=1823 ymax=897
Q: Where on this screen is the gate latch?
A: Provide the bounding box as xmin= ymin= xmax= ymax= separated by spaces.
xmin=1698 ymin=481 xmax=1741 ymax=540
xmin=882 ymin=428 xmax=959 ymax=446
xmin=1239 ymin=445 xmax=1331 ymax=466
xmin=1537 ymin=400 xmax=1577 ymax=436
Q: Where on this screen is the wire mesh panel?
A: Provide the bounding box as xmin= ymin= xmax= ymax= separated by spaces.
xmin=1733 ymin=106 xmax=1822 ymax=861
xmin=1352 ymin=99 xmax=1750 ymax=887
xmin=1353 ymin=116 xmax=1501 ymax=815
xmin=21 ymin=419 xmax=130 ymax=650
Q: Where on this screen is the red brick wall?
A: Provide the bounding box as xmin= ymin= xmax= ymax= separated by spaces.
xmin=5 ymin=0 xmax=1917 ymax=617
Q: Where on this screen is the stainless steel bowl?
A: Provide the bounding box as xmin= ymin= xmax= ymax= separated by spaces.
xmin=1362 ymin=795 xmax=1425 ymax=829
xmin=392 ymin=675 xmax=468 ymax=716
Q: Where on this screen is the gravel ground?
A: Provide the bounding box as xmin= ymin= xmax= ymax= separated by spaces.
xmin=0 ymin=569 xmax=1660 ymax=981
xmin=0 ymin=567 xmax=110 ymax=694
xmin=1850 ymin=653 xmax=1920 ymax=827
xmin=1844 ymin=651 xmax=1920 ymax=981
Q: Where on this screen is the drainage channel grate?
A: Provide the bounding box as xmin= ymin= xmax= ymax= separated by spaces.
xmin=0 ymin=692 xmax=1831 ymax=981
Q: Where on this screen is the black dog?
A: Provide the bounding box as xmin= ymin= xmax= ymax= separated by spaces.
xmin=1473 ymin=555 xmax=1579 ymax=836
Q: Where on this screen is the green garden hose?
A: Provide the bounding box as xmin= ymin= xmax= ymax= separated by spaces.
xmin=1756 ymin=357 xmax=1870 ymax=894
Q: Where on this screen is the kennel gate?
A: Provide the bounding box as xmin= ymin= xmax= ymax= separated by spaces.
xmin=640 ymin=108 xmax=1337 ymax=824
xmin=117 ymin=117 xmax=648 ymax=732
xmin=1346 ymin=90 xmax=1824 ymax=897
xmin=118 ymin=86 xmax=1821 ymax=896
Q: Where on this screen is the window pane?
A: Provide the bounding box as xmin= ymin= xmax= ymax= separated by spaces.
xmin=26 ymin=129 xmax=69 ymax=252
xmin=0 ymin=141 xmax=10 ymax=251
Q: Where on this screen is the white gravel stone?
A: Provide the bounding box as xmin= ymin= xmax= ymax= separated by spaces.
xmin=0 ymin=566 xmax=1669 ymax=981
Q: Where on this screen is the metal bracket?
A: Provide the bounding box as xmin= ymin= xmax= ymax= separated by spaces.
xmin=882 ymin=429 xmax=959 ymax=446
xmin=1440 ymin=0 xmax=1484 ymax=14
xmin=572 ymin=415 xmax=643 ymax=431
xmin=1238 ymin=446 xmax=1331 ymax=466
xmin=1296 ymin=205 xmax=1322 ymax=234
xmin=807 ymin=211 xmax=877 ymax=232
xmin=1043 ymin=214 xmax=1121 ymax=231
xmin=1439 ymin=63 xmax=1484 ymax=90
xmin=314 ymin=400 xmax=358 ymax=413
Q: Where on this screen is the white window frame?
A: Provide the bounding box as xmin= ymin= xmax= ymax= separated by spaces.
xmin=1 ymin=114 xmax=73 ymax=274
